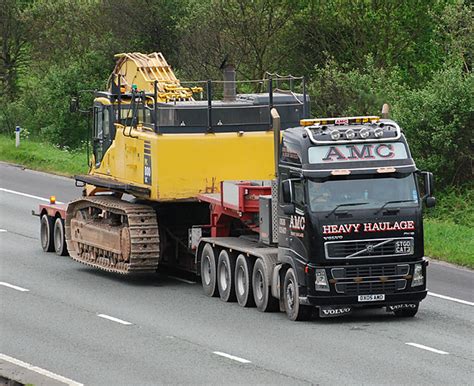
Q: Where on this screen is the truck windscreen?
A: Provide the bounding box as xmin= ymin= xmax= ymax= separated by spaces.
xmin=308 ymin=174 xmax=418 ymax=213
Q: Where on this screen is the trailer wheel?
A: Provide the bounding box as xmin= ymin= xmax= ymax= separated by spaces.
xmin=252 ymin=258 xmax=278 ymax=312
xmin=284 ymin=268 xmax=312 ymax=321
xmin=217 ymin=249 xmax=236 ymax=302
xmin=393 ymin=304 xmax=419 ymax=318
xmin=53 ymin=217 xmax=68 ymax=256
xmin=235 ymin=254 xmax=255 ymax=307
xmin=200 ymin=243 xmax=218 ymax=297
xmin=40 ymin=214 xmax=54 ymax=252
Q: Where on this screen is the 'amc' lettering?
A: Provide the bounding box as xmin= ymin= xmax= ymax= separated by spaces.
xmin=322 ymin=144 xmax=395 ymax=162
xmin=322 ymin=221 xmax=415 ymax=235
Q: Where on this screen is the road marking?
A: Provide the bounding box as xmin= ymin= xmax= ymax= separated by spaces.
xmin=213 ymin=351 xmax=251 ymax=364
xmin=428 ymin=291 xmax=474 ymax=306
xmin=405 ymin=343 xmax=449 ymax=355
xmin=168 ymin=275 xmax=196 ymax=284
xmin=0 ymin=353 xmax=83 ymax=386
xmin=97 ymin=313 xmax=132 ymax=325
xmin=0 ymin=188 xmax=64 ymax=204
xmin=0 ymin=229 xmax=7 ymax=232
xmin=0 ymin=282 xmax=29 ymax=292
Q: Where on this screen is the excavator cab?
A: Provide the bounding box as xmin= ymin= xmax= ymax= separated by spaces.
xmin=92 ymin=98 xmax=114 ymax=166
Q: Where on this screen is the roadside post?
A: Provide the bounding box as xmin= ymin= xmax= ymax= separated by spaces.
xmin=15 ymin=126 xmax=21 ymax=148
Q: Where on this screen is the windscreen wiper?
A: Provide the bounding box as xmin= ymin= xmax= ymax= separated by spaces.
xmin=325 ymin=202 xmax=368 ymax=218
xmin=374 ymin=199 xmax=416 ymax=215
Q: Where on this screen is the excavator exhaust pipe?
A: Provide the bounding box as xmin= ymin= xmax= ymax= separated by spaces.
xmin=223 ymin=64 xmax=236 ymax=102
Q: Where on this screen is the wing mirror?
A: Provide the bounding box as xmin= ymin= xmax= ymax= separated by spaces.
xmin=281 ymin=179 xmax=292 ymax=204
xmin=420 ymin=171 xmax=436 ymax=208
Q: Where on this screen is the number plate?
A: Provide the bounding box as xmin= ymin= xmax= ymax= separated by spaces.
xmin=395 ymin=239 xmax=413 ymax=254
xmin=358 ymin=294 xmax=385 ymax=302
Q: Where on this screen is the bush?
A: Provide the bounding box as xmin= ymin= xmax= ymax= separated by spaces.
xmin=392 ymin=63 xmax=473 ymax=187
xmin=308 ymin=56 xmax=405 ymax=118
xmin=425 ymin=186 xmax=473 ymax=227
xmin=308 ymin=58 xmax=473 ymax=189
xmin=1 ymin=51 xmax=111 ymax=148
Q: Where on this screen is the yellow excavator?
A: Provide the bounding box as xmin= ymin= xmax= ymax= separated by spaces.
xmin=62 ymin=52 xmax=308 ymax=274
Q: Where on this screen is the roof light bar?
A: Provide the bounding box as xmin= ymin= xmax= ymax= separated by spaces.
xmin=300 ymin=116 xmax=380 ymax=127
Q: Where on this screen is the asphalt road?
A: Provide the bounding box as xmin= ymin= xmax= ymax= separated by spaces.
xmin=0 ymin=162 xmax=473 ymax=385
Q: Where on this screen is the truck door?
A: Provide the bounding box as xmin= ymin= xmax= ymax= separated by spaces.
xmin=93 ymin=102 xmax=113 ymax=166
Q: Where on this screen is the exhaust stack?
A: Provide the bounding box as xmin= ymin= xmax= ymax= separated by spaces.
xmin=223 ymin=64 xmax=236 ymax=102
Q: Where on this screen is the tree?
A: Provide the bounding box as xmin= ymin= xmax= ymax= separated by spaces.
xmin=178 ymin=0 xmax=297 ymax=81
xmin=0 ymin=0 xmax=32 ymax=99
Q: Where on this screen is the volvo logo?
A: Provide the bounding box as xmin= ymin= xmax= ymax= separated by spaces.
xmin=366 ymin=244 xmax=374 ymax=253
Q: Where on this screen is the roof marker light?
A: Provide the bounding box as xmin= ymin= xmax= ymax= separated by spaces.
xmin=345 ymin=129 xmax=356 ymax=140
xmin=330 ymin=130 xmax=341 ymax=140
xmin=377 ymin=167 xmax=396 ymax=173
xmin=331 ymin=169 xmax=351 ymax=176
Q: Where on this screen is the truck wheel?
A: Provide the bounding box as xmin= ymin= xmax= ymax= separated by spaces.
xmin=235 ymin=254 xmax=255 ymax=307
xmin=284 ymin=268 xmax=312 ymax=321
xmin=393 ymin=304 xmax=419 ymax=318
xmin=252 ymin=258 xmax=278 ymax=312
xmin=200 ymin=243 xmax=218 ymax=297
xmin=53 ymin=217 xmax=68 ymax=256
xmin=217 ymin=249 xmax=236 ymax=302
xmin=40 ymin=214 xmax=54 ymax=252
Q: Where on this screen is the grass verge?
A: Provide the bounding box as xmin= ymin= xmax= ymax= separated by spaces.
xmin=424 ymin=219 xmax=473 ymax=268
xmin=0 ymin=135 xmax=88 ymax=176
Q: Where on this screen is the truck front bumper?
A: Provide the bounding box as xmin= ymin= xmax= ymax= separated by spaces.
xmin=300 ymin=259 xmax=428 ymax=308
xmin=301 ymin=289 xmax=427 ymax=307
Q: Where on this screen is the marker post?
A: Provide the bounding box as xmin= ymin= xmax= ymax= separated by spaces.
xmin=15 ymin=126 xmax=21 ymax=148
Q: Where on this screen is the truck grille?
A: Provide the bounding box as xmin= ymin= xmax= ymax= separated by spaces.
xmin=331 ymin=264 xmax=409 ymax=279
xmin=335 ymin=279 xmax=406 ymax=295
xmin=325 ymin=237 xmax=414 ymax=259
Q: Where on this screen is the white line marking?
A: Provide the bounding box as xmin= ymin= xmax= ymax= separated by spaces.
xmin=428 ymin=291 xmax=474 ymax=306
xmin=405 ymin=343 xmax=449 ymax=355
xmin=0 ymin=188 xmax=64 ymax=204
xmin=0 ymin=229 xmax=7 ymax=232
xmin=0 ymin=282 xmax=29 ymax=292
xmin=97 ymin=313 xmax=132 ymax=325
xmin=168 ymin=275 xmax=196 ymax=284
xmin=0 ymin=353 xmax=83 ymax=386
xmin=213 ymin=351 xmax=251 ymax=364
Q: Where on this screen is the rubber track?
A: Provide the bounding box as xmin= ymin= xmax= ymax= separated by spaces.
xmin=65 ymin=196 xmax=159 ymax=274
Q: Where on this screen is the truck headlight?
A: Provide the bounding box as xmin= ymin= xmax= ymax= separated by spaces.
xmin=412 ymin=263 xmax=424 ymax=287
xmin=315 ymin=269 xmax=330 ymax=292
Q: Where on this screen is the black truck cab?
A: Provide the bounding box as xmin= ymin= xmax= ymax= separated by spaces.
xmin=277 ymin=116 xmax=435 ymax=318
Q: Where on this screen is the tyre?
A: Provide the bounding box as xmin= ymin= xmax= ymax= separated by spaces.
xmin=53 ymin=217 xmax=68 ymax=256
xmin=40 ymin=214 xmax=54 ymax=252
xmin=235 ymin=254 xmax=255 ymax=307
xmin=283 ymin=268 xmax=312 ymax=321
xmin=393 ymin=304 xmax=419 ymax=318
xmin=252 ymin=258 xmax=278 ymax=312
xmin=217 ymin=249 xmax=237 ymax=302
xmin=200 ymin=243 xmax=218 ymax=297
